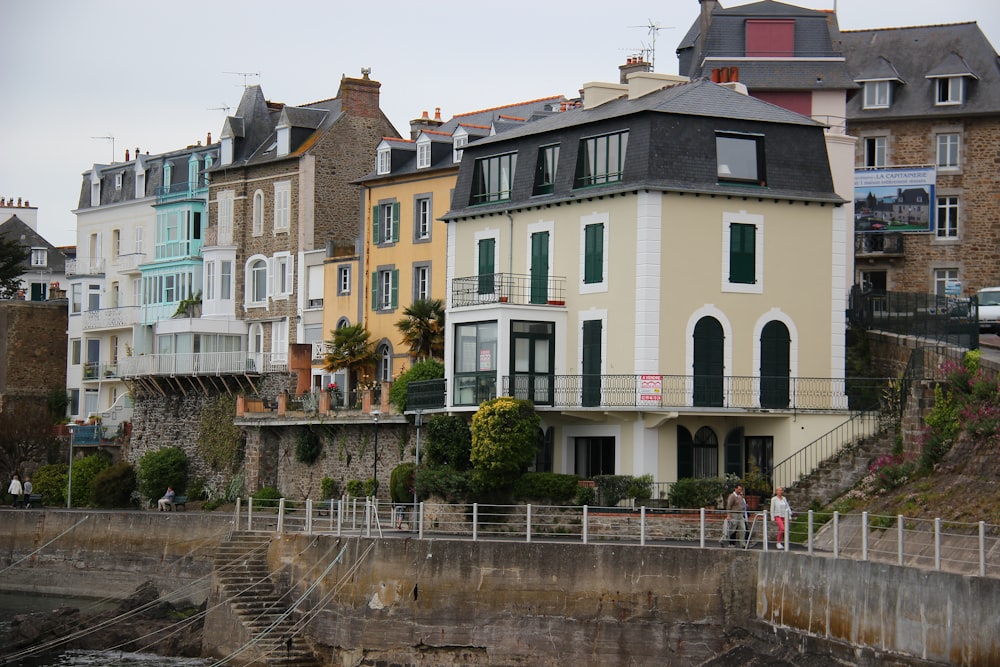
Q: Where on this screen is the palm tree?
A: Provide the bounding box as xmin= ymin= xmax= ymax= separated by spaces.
xmin=323 ymin=324 xmax=378 ymax=396
xmin=395 ymin=298 xmax=444 ymax=360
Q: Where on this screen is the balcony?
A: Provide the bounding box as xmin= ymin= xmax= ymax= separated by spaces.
xmin=156 ymin=180 xmax=208 ymax=204
xmin=118 ymin=351 xmax=288 ymax=378
xmin=490 ymin=374 xmax=866 ymax=412
xmin=111 ymin=253 xmax=146 ymax=274
xmin=65 ymin=258 xmax=105 ymax=277
xmin=855 ymin=232 xmax=904 ymax=258
xmin=451 ymin=273 xmax=566 ymax=308
xmin=83 ymin=305 xmax=140 ymax=331
xmin=311 ymin=341 xmax=330 ymax=361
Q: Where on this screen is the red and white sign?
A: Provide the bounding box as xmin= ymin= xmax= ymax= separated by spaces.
xmin=639 ymin=374 xmax=662 ymax=402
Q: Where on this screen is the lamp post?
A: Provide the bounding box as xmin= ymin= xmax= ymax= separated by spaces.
xmin=371 ymin=410 xmax=380 ymax=498
xmin=66 ymin=426 xmax=75 ymax=508
xmin=413 ymin=410 xmax=423 ymax=511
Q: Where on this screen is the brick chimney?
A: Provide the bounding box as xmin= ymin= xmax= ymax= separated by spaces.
xmin=409 ymin=109 xmax=444 ymax=139
xmin=619 ymin=56 xmax=652 ymax=84
xmin=699 ymin=0 xmax=719 ymax=55
xmin=339 ymin=68 xmax=381 ymax=119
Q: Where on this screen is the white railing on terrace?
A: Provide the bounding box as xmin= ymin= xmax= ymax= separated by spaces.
xmin=311 ymin=341 xmax=330 ymax=361
xmin=118 ymin=351 xmax=287 ymax=377
xmin=65 ymin=258 xmax=105 ymax=276
xmin=235 ymin=498 xmax=1000 ymax=579
xmin=111 ymin=253 xmax=146 ymax=273
xmin=82 ymin=305 xmax=140 ymax=330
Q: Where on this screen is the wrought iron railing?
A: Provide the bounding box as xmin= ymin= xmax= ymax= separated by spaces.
xmin=855 ymin=232 xmax=904 ymax=255
xmin=406 ymin=378 xmax=446 ymax=411
xmin=451 ymin=273 xmax=566 ymax=307
xmin=849 ymin=286 xmax=979 ymax=349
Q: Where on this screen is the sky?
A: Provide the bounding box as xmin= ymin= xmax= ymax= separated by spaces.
xmin=2 ymin=0 xmax=998 ymax=248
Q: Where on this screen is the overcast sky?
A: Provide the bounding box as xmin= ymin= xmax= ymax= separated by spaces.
xmin=2 ymin=0 xmax=998 ymax=248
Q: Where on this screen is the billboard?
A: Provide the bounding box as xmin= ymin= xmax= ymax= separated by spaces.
xmin=854 ymin=167 xmax=936 ymax=233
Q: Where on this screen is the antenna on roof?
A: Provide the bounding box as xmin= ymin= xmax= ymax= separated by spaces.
xmin=91 ymin=135 xmax=115 ymax=164
xmin=224 ymin=71 xmax=260 ymax=89
xmin=208 ymin=103 xmax=232 ymax=114
xmin=628 ymin=19 xmax=674 ymax=71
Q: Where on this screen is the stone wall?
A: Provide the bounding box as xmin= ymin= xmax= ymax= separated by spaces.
xmin=0 ymin=299 xmax=67 ymax=401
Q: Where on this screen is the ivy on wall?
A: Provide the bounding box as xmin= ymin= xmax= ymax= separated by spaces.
xmin=196 ymin=395 xmax=242 ymax=471
xmin=295 ymin=426 xmax=323 ymax=465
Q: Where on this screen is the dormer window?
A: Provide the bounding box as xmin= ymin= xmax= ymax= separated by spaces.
xmin=135 ymin=169 xmax=145 ymax=197
xmin=716 ymin=132 xmax=766 ymax=186
xmin=277 ymin=124 xmax=290 ymax=156
xmin=90 ymin=174 xmax=100 ymax=207
xmin=188 ymin=154 xmax=200 ymax=186
xmin=163 ymin=162 xmax=173 ymax=190
xmin=863 ymin=81 xmax=891 ymax=109
xmin=377 ymin=147 xmax=391 ymax=175
xmin=114 ymin=173 xmax=123 ymax=190
xmin=30 ymin=248 xmax=47 ymax=267
xmin=935 ymin=76 xmax=964 ymax=105
xmin=453 ymin=133 xmax=468 ymax=163
xmin=220 ymin=137 xmax=233 ymax=165
xmin=416 ymin=138 xmax=431 ymax=169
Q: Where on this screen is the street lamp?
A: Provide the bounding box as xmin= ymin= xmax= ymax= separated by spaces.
xmin=371 ymin=410 xmax=380 ymax=497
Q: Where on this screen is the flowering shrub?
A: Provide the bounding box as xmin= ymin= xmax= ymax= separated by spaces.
xmin=961 ymin=402 xmax=1000 ymax=445
xmin=869 ymin=453 xmax=917 ymax=491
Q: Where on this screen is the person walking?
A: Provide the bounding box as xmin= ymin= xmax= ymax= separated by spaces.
xmin=23 ymin=477 xmax=33 ymax=508
xmin=8 ymin=474 xmax=23 ymax=508
xmin=725 ymin=484 xmax=745 ymax=547
xmin=770 ymin=487 xmax=792 ymax=550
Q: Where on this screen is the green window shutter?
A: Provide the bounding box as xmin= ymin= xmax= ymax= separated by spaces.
xmin=584 ymin=223 xmax=603 ymax=284
xmin=530 ymin=231 xmax=549 ymax=304
xmin=392 ymin=202 xmax=401 ymax=242
xmin=729 ymin=223 xmax=755 ymax=284
xmin=478 ymin=238 xmax=495 ymax=294
xmin=582 ymin=319 xmax=602 ymax=407
xmin=390 ymin=269 xmax=399 ymax=309
xmin=371 ymin=272 xmax=379 ymax=311
xmin=372 ymin=206 xmax=381 ymax=245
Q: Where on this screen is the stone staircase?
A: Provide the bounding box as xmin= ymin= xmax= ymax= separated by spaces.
xmin=785 ymin=431 xmax=897 ymax=509
xmin=214 ymin=531 xmax=320 ymax=667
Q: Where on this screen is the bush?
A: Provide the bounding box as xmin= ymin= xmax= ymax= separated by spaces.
xmin=424 ymin=415 xmax=472 ymax=471
xmin=187 ymin=478 xmax=208 ymax=502
xmin=320 ymin=477 xmax=339 ymax=500
xmin=574 ymin=485 xmax=597 ymax=506
xmin=592 ymin=475 xmax=633 ymax=507
xmin=295 ymin=427 xmax=323 ymax=465
xmin=253 ymin=486 xmax=281 ymax=508
xmin=69 ymin=453 xmax=113 ymax=507
xmin=91 ymin=462 xmax=136 ymax=508
xmin=667 ymin=477 xmax=727 ymax=509
xmin=345 ymin=479 xmax=365 ymax=498
xmin=32 ymin=463 xmax=68 ymax=506
xmin=390 ymin=462 xmax=416 ymax=504
xmin=415 ymin=467 xmax=470 ymax=503
xmin=136 ymin=447 xmax=189 ymax=503
xmin=388 ymin=358 xmax=444 ymax=413
xmin=512 ymin=473 xmax=580 ymax=503
xmin=470 ymin=397 xmax=539 ymax=491
xmin=626 ymin=474 xmax=654 ymax=501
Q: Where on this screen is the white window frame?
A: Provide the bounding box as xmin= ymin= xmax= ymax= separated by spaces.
xmin=134 ymin=226 xmax=143 ymax=255
xmin=579 ymin=212 xmax=609 ymax=295
xmin=935 ymin=196 xmax=959 ymax=240
xmin=252 ymin=190 xmax=264 ymax=235
xmin=934 ymin=268 xmax=959 ymax=296
xmin=217 ymin=190 xmax=234 ymax=245
xmin=71 ymin=284 xmax=82 ymax=314
xmin=453 ymin=132 xmax=468 ymax=163
xmin=381 ymin=203 xmax=395 ymax=242
xmin=864 ymin=136 xmax=887 ymax=168
xmin=205 ymin=261 xmax=216 ymax=301
xmin=272 ymin=252 xmax=293 ymax=300
xmin=415 ymin=196 xmax=431 ymax=240
xmin=377 ymin=147 xmax=391 ymax=175
xmin=935 ymin=76 xmax=964 ymax=106
xmin=271 ymin=319 xmax=288 ymax=364
xmin=863 ymin=80 xmax=891 ymax=109
xmin=246 ymin=254 xmax=269 ymax=308
xmin=721 ymin=210 xmax=764 ymax=295
xmin=416 ymin=138 xmax=431 ymax=168
xmin=378 ymin=270 xmax=394 ymax=310
xmin=273 ymin=181 xmax=290 ymax=232
xmin=414 ymin=264 xmax=430 ymax=301
xmin=936 ymin=133 xmax=960 ymax=170
xmin=338 ymin=266 xmax=351 ymax=295
xmin=221 ymin=260 xmax=233 ymax=301
xmin=30 ymin=248 xmax=47 ymax=267
xmin=115 ymin=173 xmax=123 ymax=190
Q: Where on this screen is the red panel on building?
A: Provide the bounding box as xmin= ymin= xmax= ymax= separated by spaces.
xmin=746 ymin=19 xmax=794 ymax=57
xmin=752 ymin=91 xmax=812 ymax=117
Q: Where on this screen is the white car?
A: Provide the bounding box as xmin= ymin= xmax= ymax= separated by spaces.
xmin=978 ymin=287 xmax=1000 ymax=334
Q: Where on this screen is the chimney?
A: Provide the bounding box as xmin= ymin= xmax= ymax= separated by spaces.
xmin=699 ymin=0 xmax=719 ymax=55
xmin=207 ymin=131 xmax=212 ymax=145
xmin=338 ymin=68 xmax=381 ymax=120
xmin=619 ymin=56 xmax=652 ymax=84
xmin=434 ymin=107 xmax=441 ymax=121
xmin=409 ymin=108 xmax=443 ymax=140
xmin=125 ymin=149 xmax=130 ymax=161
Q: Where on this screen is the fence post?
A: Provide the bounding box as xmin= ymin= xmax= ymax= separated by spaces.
xmin=234 ymin=497 xmax=241 ymax=529
xmin=248 ymin=497 xmax=254 ymax=531
xmin=472 ymin=503 xmax=478 ymax=542
xmin=336 ymin=499 xmax=342 ymax=537
xmin=526 ymin=504 xmax=532 ymax=543
xmin=640 ymin=507 xmax=647 ymax=546
xmin=861 ymin=511 xmax=868 ymax=561
xmin=763 ymin=510 xmax=769 ymax=552
xmin=277 ymin=498 xmax=285 ymax=534
xmin=365 ymin=498 xmax=371 ymax=538
xmin=699 ymin=508 xmax=705 ymax=549
xmin=980 ymin=521 xmax=986 ymax=577
xmin=934 ymin=517 xmax=942 ymax=571
xmin=330 ymin=498 xmax=335 ymax=533
xmin=897 ymin=515 xmax=904 ymax=566
xmin=305 ymin=499 xmax=313 ymax=535
xmin=419 ymin=501 xmax=425 ymax=540
xmin=583 ymin=506 xmax=589 ymax=545
xmin=832 ymin=511 xmax=839 ymax=559
xmin=807 ymin=510 xmax=814 ymax=556
xmin=352 ymin=497 xmax=357 ymax=530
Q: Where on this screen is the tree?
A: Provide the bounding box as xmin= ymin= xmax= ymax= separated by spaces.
xmin=136 ymin=447 xmax=189 ymax=503
xmin=323 ymin=324 xmax=378 ymax=394
xmin=424 ymin=414 xmax=472 ymax=471
xmin=395 ymin=298 xmax=444 ymax=361
xmin=0 ymin=235 xmax=28 ymax=299
xmin=0 ymin=399 xmax=60 ymax=480
xmin=470 ymin=397 xmax=540 ymax=491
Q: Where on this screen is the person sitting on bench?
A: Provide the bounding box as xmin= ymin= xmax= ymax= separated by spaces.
xmin=158 ymin=486 xmax=176 ymax=511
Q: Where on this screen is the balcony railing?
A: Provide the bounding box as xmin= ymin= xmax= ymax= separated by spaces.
xmin=311 ymin=341 xmax=330 ymax=361
xmin=65 ymin=258 xmax=105 ymax=276
xmin=451 ymin=273 xmax=566 ymax=307
xmin=118 ymin=351 xmax=287 ymax=378
xmin=82 ymin=305 xmax=140 ymax=330
xmin=111 ymin=253 xmax=146 ymax=274
xmin=855 ymin=232 xmax=904 ymax=256
xmin=494 ymin=374 xmax=876 ymax=411
xmin=156 ymin=179 xmax=208 ymax=203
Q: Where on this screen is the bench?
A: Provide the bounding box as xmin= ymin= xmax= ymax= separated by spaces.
xmin=25 ymin=493 xmax=42 ymax=508
xmin=156 ymin=495 xmax=188 ymax=511
xmin=261 ymin=396 xmax=278 ymax=411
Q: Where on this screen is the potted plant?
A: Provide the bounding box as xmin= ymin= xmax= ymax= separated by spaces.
xmin=741 ymin=463 xmax=772 ymax=511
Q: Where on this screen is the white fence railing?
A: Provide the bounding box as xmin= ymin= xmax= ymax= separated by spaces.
xmin=232 ymin=498 xmax=999 ymax=579
xmin=118 ymin=351 xmax=288 ymax=377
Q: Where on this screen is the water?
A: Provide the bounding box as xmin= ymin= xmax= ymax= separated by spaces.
xmin=0 ymin=592 xmax=208 ymax=667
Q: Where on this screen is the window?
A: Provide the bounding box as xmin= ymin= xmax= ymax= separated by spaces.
xmin=373 ymin=268 xmax=398 ymax=311
xmin=377 ymin=343 xmax=392 ymax=382
xmin=205 ymin=261 xmax=215 ymax=300
xmin=30 ymin=248 xmax=47 ymax=267
xmin=134 ymin=226 xmax=143 ymax=255
xmin=338 ymin=266 xmax=351 ymax=295
xmin=273 ymin=182 xmax=290 ymax=231
xmin=71 ymin=339 xmax=81 ymax=365
xmin=307 ymin=264 xmax=323 ymax=308
xmin=413 ymin=264 xmax=430 ymax=301
xmin=217 ymin=190 xmax=234 ymax=245
xmin=87 ymin=284 xmax=100 ymax=311
xmin=272 ymin=253 xmax=293 ymax=298
xmin=252 ymin=190 xmax=264 ymax=235
xmin=68 ymin=389 xmax=80 ymax=417
xmin=416 ymin=139 xmax=431 ymax=168
xmin=477 ymin=236 xmax=496 ymax=295
xmin=471 ymin=153 xmax=517 ymax=204
xmin=271 ymin=319 xmax=288 ymax=364
xmin=936 ymin=77 xmax=964 ymax=105
xmin=533 ymin=144 xmax=560 ymax=195
xmin=936 ymin=196 xmax=959 ymax=238
xmin=164 ymin=275 xmax=176 ymax=303
xmin=115 ymin=173 xmax=123 ymax=190
xmin=574 ymin=437 xmax=615 ymax=477
xmin=745 ymin=19 xmax=794 ymax=57
xmin=248 ymin=257 xmax=268 ymax=305
xmin=864 ymin=136 xmax=886 ymax=168
xmin=582 ymin=219 xmax=606 ymax=286
xmin=723 ymin=212 xmax=764 ymax=294
xmin=863 ymin=81 xmax=891 ymax=109
xmin=934 ymin=268 xmax=959 ymax=296
xmin=221 ymin=261 xmax=232 ymax=300
xmin=453 ymin=321 xmax=497 ymax=406
xmin=716 ymin=132 xmax=764 ymax=184
xmin=453 ymin=134 xmax=468 ymax=163
xmin=112 ymin=229 xmax=121 ymax=258
xmin=415 ymin=196 xmax=431 ymax=240
xmin=373 ymin=201 xmax=400 ymax=244
xmin=936 ymin=133 xmax=960 ymax=169
xmin=576 ymin=132 xmax=627 ymax=187
xmin=163 ymin=162 xmax=173 ymax=190
xmin=377 ymin=147 xmax=391 ymax=175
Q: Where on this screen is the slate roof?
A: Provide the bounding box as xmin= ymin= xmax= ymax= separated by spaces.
xmin=840 ymin=22 xmax=1000 ymax=120
xmin=677 ymin=0 xmax=856 ymax=91
xmin=0 ymin=214 xmax=67 ymax=273
xmin=445 ymin=78 xmax=841 ymax=221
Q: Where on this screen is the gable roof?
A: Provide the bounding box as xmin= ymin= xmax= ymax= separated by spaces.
xmin=0 ymin=215 xmax=67 ymax=273
xmin=840 ymin=22 xmax=1000 ymax=119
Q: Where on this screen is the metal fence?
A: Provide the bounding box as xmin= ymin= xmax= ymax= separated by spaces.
xmin=233 ymin=498 xmax=999 ymax=578
xmin=849 ymin=286 xmax=979 ymax=349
